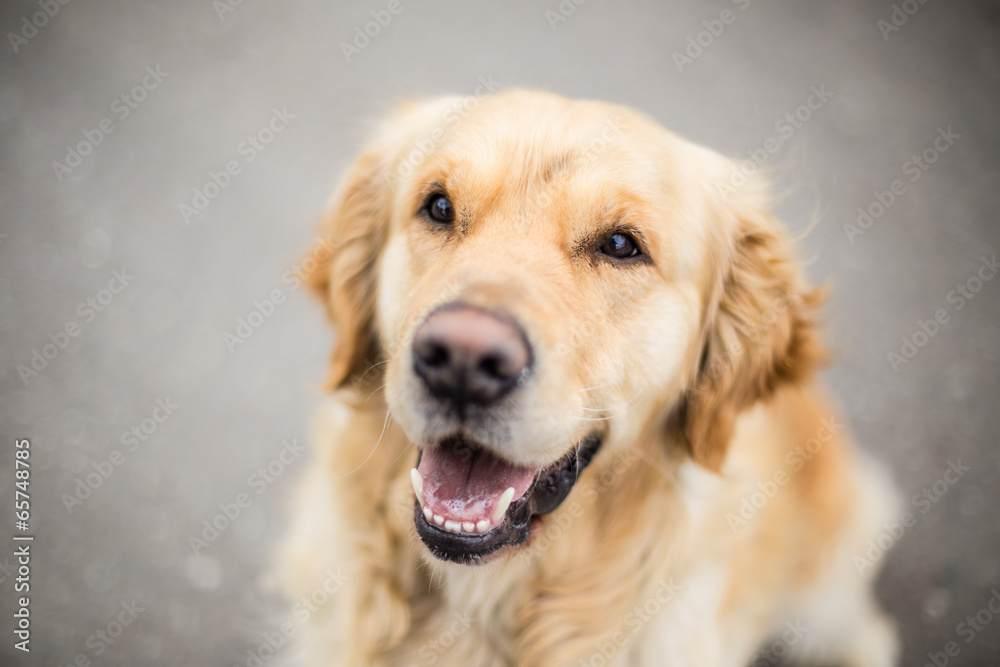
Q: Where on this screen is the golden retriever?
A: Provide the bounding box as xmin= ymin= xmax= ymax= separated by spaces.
xmin=275 ymin=89 xmax=899 ymax=666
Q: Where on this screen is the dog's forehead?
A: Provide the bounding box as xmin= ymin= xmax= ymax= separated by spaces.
xmin=393 ymin=91 xmax=716 ymax=280
xmin=402 ymin=96 xmax=686 ymax=223
xmin=433 ymin=97 xmax=660 ymax=179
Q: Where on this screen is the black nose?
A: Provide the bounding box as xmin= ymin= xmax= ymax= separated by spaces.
xmin=412 ymin=306 xmax=531 ymax=410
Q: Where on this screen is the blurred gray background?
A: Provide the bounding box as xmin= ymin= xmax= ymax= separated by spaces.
xmin=1 ymin=0 xmax=998 ymax=664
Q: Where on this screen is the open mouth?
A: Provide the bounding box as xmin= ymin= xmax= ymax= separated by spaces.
xmin=411 ymin=432 xmax=602 ymax=564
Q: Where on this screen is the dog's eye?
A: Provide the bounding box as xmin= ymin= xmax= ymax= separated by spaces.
xmin=599 ymin=232 xmax=642 ymax=261
xmin=423 ymin=194 xmax=455 ymax=225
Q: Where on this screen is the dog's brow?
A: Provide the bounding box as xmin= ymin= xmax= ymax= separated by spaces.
xmin=541 ymin=152 xmax=577 ymax=184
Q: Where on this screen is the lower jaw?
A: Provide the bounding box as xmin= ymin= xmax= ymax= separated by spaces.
xmin=413 ymin=433 xmax=603 ymax=564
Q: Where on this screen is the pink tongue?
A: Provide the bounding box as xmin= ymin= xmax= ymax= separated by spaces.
xmin=417 ymin=441 xmax=538 ymax=522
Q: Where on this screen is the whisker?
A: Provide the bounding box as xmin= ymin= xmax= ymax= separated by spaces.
xmin=329 ymin=409 xmax=392 ymax=481
xmin=359 ymin=359 xmax=390 ymax=383
xmin=366 ymin=380 xmax=389 ymax=402
xmin=575 ymin=381 xmax=614 ymax=394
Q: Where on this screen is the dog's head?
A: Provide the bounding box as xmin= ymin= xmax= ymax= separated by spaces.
xmin=306 ymin=90 xmax=822 ymax=563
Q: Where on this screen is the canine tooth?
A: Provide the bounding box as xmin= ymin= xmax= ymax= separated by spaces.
xmin=462 ymin=522 xmax=475 ymax=533
xmin=434 ymin=514 xmax=445 ymax=526
xmin=410 ymin=469 xmax=424 ymax=504
xmin=476 ymin=520 xmax=490 ymax=533
xmin=423 ymin=507 xmax=433 ymax=522
xmin=444 ymin=520 xmax=461 ymax=533
xmin=492 ymin=487 xmax=515 ymax=523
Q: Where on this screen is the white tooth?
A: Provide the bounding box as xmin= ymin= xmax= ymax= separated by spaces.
xmin=410 ymin=469 xmax=424 ymax=505
xmin=434 ymin=514 xmax=445 ymax=526
xmin=462 ymin=522 xmax=475 ymax=533
xmin=492 ymin=487 xmax=515 ymax=523
xmin=444 ymin=520 xmax=461 ymax=533
xmin=476 ymin=520 xmax=490 ymax=533
xmin=423 ymin=507 xmax=433 ymax=522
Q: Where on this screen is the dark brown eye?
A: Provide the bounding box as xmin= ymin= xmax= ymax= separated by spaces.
xmin=599 ymin=232 xmax=641 ymax=260
xmin=423 ymin=194 xmax=454 ymax=224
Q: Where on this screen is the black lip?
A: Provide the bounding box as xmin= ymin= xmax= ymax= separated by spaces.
xmin=412 ymin=433 xmax=603 ymax=565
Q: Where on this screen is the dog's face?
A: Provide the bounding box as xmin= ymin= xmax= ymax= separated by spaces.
xmin=308 ymin=91 xmax=820 ymax=563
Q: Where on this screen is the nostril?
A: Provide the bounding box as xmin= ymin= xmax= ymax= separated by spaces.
xmin=423 ymin=342 xmax=450 ymax=368
xmin=478 ymin=354 xmax=504 ymax=380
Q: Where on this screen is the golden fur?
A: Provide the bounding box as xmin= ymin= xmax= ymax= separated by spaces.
xmin=275 ymin=90 xmax=898 ymax=666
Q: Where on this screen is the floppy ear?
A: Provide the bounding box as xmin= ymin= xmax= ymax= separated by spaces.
xmin=668 ymin=180 xmax=826 ymax=472
xmin=304 ymin=147 xmax=392 ymax=391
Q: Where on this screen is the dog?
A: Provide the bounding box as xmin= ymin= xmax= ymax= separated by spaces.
xmin=274 ymin=89 xmax=899 ymax=666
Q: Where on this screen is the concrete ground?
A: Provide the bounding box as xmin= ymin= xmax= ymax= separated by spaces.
xmin=1 ymin=0 xmax=998 ymax=664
